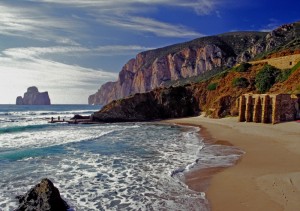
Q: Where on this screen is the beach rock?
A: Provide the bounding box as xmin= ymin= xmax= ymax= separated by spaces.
xmin=16 ymin=86 xmax=51 ymax=105
xmin=92 ymin=85 xmax=200 ymax=122
xmin=15 ymin=178 xmax=70 ymax=211
xmin=71 ymin=114 xmax=90 ymax=120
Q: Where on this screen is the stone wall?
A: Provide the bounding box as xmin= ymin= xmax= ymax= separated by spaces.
xmin=238 ymin=94 xmax=300 ymax=124
xmin=250 ymin=54 xmax=300 ymax=69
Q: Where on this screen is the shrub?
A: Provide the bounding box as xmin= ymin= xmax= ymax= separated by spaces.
xmin=255 ymin=65 xmax=280 ymax=93
xmin=232 ymin=77 xmax=249 ymax=88
xmin=207 ymin=82 xmax=218 ymax=91
xmin=235 ymin=62 xmax=252 ymax=72
xmin=291 ymin=60 xmax=300 ymax=73
xmin=276 ymin=69 xmax=293 ymax=82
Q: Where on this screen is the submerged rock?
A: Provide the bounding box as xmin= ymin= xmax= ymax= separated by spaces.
xmin=15 ymin=178 xmax=70 ymax=211
xmin=16 ymin=86 xmax=51 ymax=105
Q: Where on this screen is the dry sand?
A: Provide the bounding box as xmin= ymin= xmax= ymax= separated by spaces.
xmin=164 ymin=116 xmax=300 ymax=211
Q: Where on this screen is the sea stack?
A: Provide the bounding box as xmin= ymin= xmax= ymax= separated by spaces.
xmin=16 ymin=86 xmax=51 ymax=105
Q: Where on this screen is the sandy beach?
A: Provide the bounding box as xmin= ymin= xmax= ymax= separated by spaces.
xmin=164 ymin=116 xmax=300 ymax=211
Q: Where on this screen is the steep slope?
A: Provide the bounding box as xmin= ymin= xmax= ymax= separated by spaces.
xmin=89 ymin=21 xmax=300 ymax=105
xmin=92 ymin=50 xmax=300 ymax=122
xmin=88 ymin=32 xmax=264 ymax=105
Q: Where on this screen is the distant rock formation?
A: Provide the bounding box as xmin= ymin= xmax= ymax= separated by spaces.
xmin=16 ymin=86 xmax=51 ymax=105
xmin=15 ymin=178 xmax=70 ymax=211
xmin=89 ymin=21 xmax=300 ymax=105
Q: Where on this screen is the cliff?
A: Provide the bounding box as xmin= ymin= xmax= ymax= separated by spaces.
xmin=92 ymin=51 xmax=300 ymax=122
xmin=16 ymin=86 xmax=51 ymax=105
xmin=89 ymin=21 xmax=300 ymax=105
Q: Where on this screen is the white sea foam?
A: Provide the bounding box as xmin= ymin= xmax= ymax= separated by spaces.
xmin=0 ymin=106 xmax=244 ymax=211
xmin=0 ymin=123 xmax=210 ymax=210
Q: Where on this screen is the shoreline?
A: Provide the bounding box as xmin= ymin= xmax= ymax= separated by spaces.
xmin=164 ymin=116 xmax=300 ymax=211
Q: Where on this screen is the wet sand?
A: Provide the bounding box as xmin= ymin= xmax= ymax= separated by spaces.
xmin=164 ymin=116 xmax=300 ymax=211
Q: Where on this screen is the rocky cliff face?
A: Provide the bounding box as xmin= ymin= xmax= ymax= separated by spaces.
xmin=92 ymin=52 xmax=300 ymax=122
xmin=16 ymin=86 xmax=51 ymax=105
xmin=89 ymin=22 xmax=300 ymax=105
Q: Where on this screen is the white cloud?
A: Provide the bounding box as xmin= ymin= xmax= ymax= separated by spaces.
xmin=2 ymin=45 xmax=154 ymax=60
xmin=100 ymin=16 xmax=203 ymax=38
xmin=0 ymin=44 xmax=155 ymax=104
xmin=29 ymin=0 xmax=220 ymax=15
xmin=0 ymin=47 xmax=118 ymax=104
xmin=0 ymin=0 xmax=220 ymax=43
xmin=0 ymin=3 xmax=80 ymax=44
xmin=0 ymin=0 xmax=223 ymax=103
xmin=25 ymin=0 xmax=220 ymax=38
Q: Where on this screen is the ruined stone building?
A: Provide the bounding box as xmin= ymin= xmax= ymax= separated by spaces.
xmin=249 ymin=54 xmax=300 ymax=69
xmin=238 ymin=94 xmax=300 ymax=124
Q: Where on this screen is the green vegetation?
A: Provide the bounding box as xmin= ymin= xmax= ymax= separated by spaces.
xmin=290 ymin=60 xmax=300 ymax=73
xmin=234 ymin=62 xmax=252 ymax=72
xmin=255 ymin=64 xmax=280 ymax=93
xmin=276 ymin=69 xmax=293 ymax=82
xmin=207 ymin=82 xmax=218 ymax=91
xmin=232 ymin=77 xmax=249 ymax=88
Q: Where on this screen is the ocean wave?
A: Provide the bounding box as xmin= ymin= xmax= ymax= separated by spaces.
xmin=0 ymin=109 xmax=97 ymax=117
xmin=0 ymin=124 xmax=51 ymax=134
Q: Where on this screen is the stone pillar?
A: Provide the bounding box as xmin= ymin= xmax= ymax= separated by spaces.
xmin=296 ymin=101 xmax=300 ymax=119
xmin=245 ymin=95 xmax=253 ymax=122
xmin=272 ymin=95 xmax=280 ymax=124
xmin=238 ymin=95 xmax=246 ymax=122
xmin=253 ymin=97 xmax=262 ymax=123
xmin=262 ymin=95 xmax=270 ymax=123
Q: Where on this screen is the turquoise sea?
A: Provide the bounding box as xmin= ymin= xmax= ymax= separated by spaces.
xmin=0 ymin=105 xmax=243 ymax=210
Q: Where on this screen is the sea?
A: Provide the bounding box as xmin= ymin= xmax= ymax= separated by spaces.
xmin=0 ymin=105 xmax=243 ymax=211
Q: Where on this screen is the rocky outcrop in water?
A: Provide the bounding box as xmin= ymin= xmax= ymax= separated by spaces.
xmin=15 ymin=178 xmax=70 ymax=211
xmin=89 ymin=22 xmax=300 ymax=105
xmin=16 ymin=86 xmax=51 ymax=105
xmin=92 ymin=85 xmax=200 ymax=122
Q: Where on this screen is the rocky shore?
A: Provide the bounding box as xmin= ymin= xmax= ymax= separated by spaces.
xmin=15 ymin=178 xmax=70 ymax=211
xmin=91 ymin=85 xmax=200 ymax=122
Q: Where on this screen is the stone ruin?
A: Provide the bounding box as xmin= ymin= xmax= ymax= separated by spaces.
xmin=237 ymin=94 xmax=300 ymax=124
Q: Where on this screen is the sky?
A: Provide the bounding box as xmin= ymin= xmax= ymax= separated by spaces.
xmin=0 ymin=0 xmax=299 ymax=104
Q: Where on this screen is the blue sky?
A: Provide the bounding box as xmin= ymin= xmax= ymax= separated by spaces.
xmin=0 ymin=0 xmax=299 ymax=104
